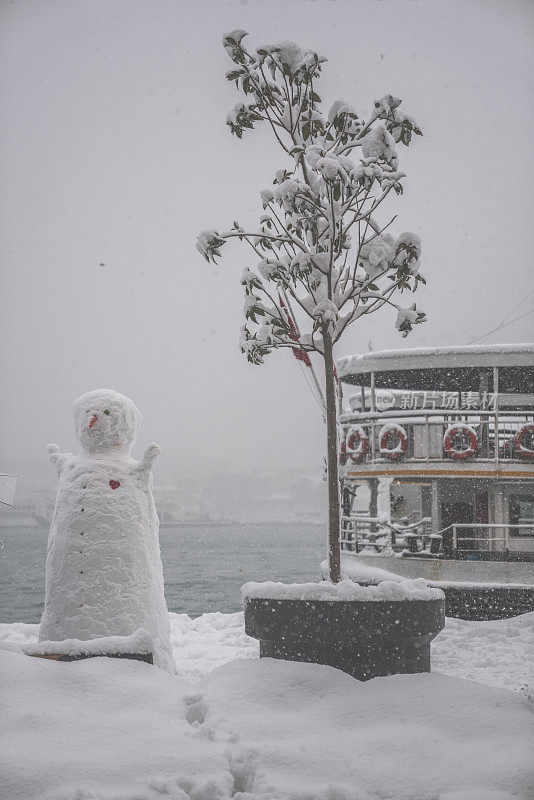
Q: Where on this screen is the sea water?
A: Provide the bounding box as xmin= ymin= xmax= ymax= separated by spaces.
xmin=0 ymin=523 xmax=326 ymax=623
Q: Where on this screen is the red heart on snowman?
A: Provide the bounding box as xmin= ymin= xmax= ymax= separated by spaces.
xmin=109 ymin=480 xmax=121 ymax=490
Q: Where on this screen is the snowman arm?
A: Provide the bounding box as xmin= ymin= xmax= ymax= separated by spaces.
xmin=138 ymin=443 xmax=161 ymax=472
xmin=46 ymin=444 xmax=70 ymax=477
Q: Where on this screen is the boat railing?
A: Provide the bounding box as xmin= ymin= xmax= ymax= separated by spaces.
xmin=445 ymin=523 xmax=534 ymax=552
xmin=340 ymin=409 xmax=534 ymax=464
xmin=340 ymin=515 xmax=432 ymax=551
xmin=340 ymin=516 xmax=534 ymax=558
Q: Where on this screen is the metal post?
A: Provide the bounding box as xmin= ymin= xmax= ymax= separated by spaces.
xmin=431 ymin=480 xmax=440 ymax=534
xmin=452 ymin=525 xmax=457 ymax=551
xmin=493 ymin=484 xmax=507 ymax=555
xmin=479 ymin=369 xmax=490 ymax=458
xmin=369 ymin=478 xmax=378 ymax=535
xmin=370 ymin=371 xmax=376 ymax=464
xmin=493 ymin=366 xmax=499 ymax=465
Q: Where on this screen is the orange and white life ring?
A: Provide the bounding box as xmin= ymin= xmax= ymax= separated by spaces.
xmin=379 ymin=423 xmax=408 ymax=460
xmin=346 ymin=425 xmax=368 ymax=462
xmin=513 ymin=424 xmax=534 ymax=459
xmin=443 ymin=423 xmax=478 ymax=460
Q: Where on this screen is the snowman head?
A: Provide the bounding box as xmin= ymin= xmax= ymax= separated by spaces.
xmin=72 ymin=389 xmax=142 ymax=454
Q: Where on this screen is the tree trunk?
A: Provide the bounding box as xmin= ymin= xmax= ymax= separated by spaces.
xmin=323 ymin=329 xmax=341 ymax=583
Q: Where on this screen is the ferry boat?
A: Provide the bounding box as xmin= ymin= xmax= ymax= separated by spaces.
xmin=336 ymin=343 xmax=534 ymax=618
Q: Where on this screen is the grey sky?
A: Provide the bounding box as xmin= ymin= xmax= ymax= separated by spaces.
xmin=1 ymin=0 xmax=533 ymax=481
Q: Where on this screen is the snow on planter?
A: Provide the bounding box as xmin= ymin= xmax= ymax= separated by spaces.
xmin=242 ymin=577 xmax=444 ymax=602
xmin=39 ymin=389 xmax=173 ymax=672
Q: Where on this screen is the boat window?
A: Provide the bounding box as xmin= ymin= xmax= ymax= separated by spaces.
xmin=509 ymin=494 xmax=534 ymax=537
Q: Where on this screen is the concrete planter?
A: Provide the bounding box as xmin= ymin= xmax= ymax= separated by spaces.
xmin=244 ymin=596 xmax=445 ymax=681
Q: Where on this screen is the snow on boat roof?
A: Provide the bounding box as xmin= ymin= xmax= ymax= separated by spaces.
xmin=338 ymin=343 xmax=534 ymax=391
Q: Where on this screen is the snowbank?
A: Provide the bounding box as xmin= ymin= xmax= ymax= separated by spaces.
xmin=2 ymin=609 xmax=531 ymax=696
xmin=242 ymin=577 xmax=444 ymax=602
xmin=1 ymin=642 xmax=533 ymax=800
xmin=1 ymin=610 xmax=533 ymax=798
xmin=432 ymin=613 xmax=534 ymax=698
xmin=168 ymin=611 xmax=258 ymax=682
xmin=0 ymin=611 xmax=258 ymax=683
xmin=202 ymin=660 xmax=533 ymax=799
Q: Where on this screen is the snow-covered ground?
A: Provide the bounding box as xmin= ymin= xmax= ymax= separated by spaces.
xmin=432 ymin=613 xmax=534 ymax=698
xmin=1 ymin=611 xmax=533 ymax=800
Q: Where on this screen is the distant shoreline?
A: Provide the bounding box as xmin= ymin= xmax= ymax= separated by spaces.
xmin=0 ymin=518 xmax=326 ymax=530
xmin=160 ymin=519 xmax=325 ymax=528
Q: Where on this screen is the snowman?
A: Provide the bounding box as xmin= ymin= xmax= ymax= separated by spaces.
xmin=39 ymin=389 xmax=173 ymax=672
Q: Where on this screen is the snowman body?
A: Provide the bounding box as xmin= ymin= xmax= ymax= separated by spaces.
xmin=40 ymin=389 xmax=173 ymax=672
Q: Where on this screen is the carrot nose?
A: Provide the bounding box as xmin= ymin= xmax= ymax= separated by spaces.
xmin=88 ymin=414 xmax=98 ymax=429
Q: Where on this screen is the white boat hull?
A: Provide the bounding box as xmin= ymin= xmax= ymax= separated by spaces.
xmin=339 ymin=553 xmax=534 ymax=587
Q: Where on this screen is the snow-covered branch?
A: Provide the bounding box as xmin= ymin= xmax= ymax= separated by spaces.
xmin=198 ymin=31 xmax=426 ymax=365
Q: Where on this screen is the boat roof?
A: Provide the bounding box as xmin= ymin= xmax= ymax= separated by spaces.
xmin=337 ymin=343 xmax=534 ymax=391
